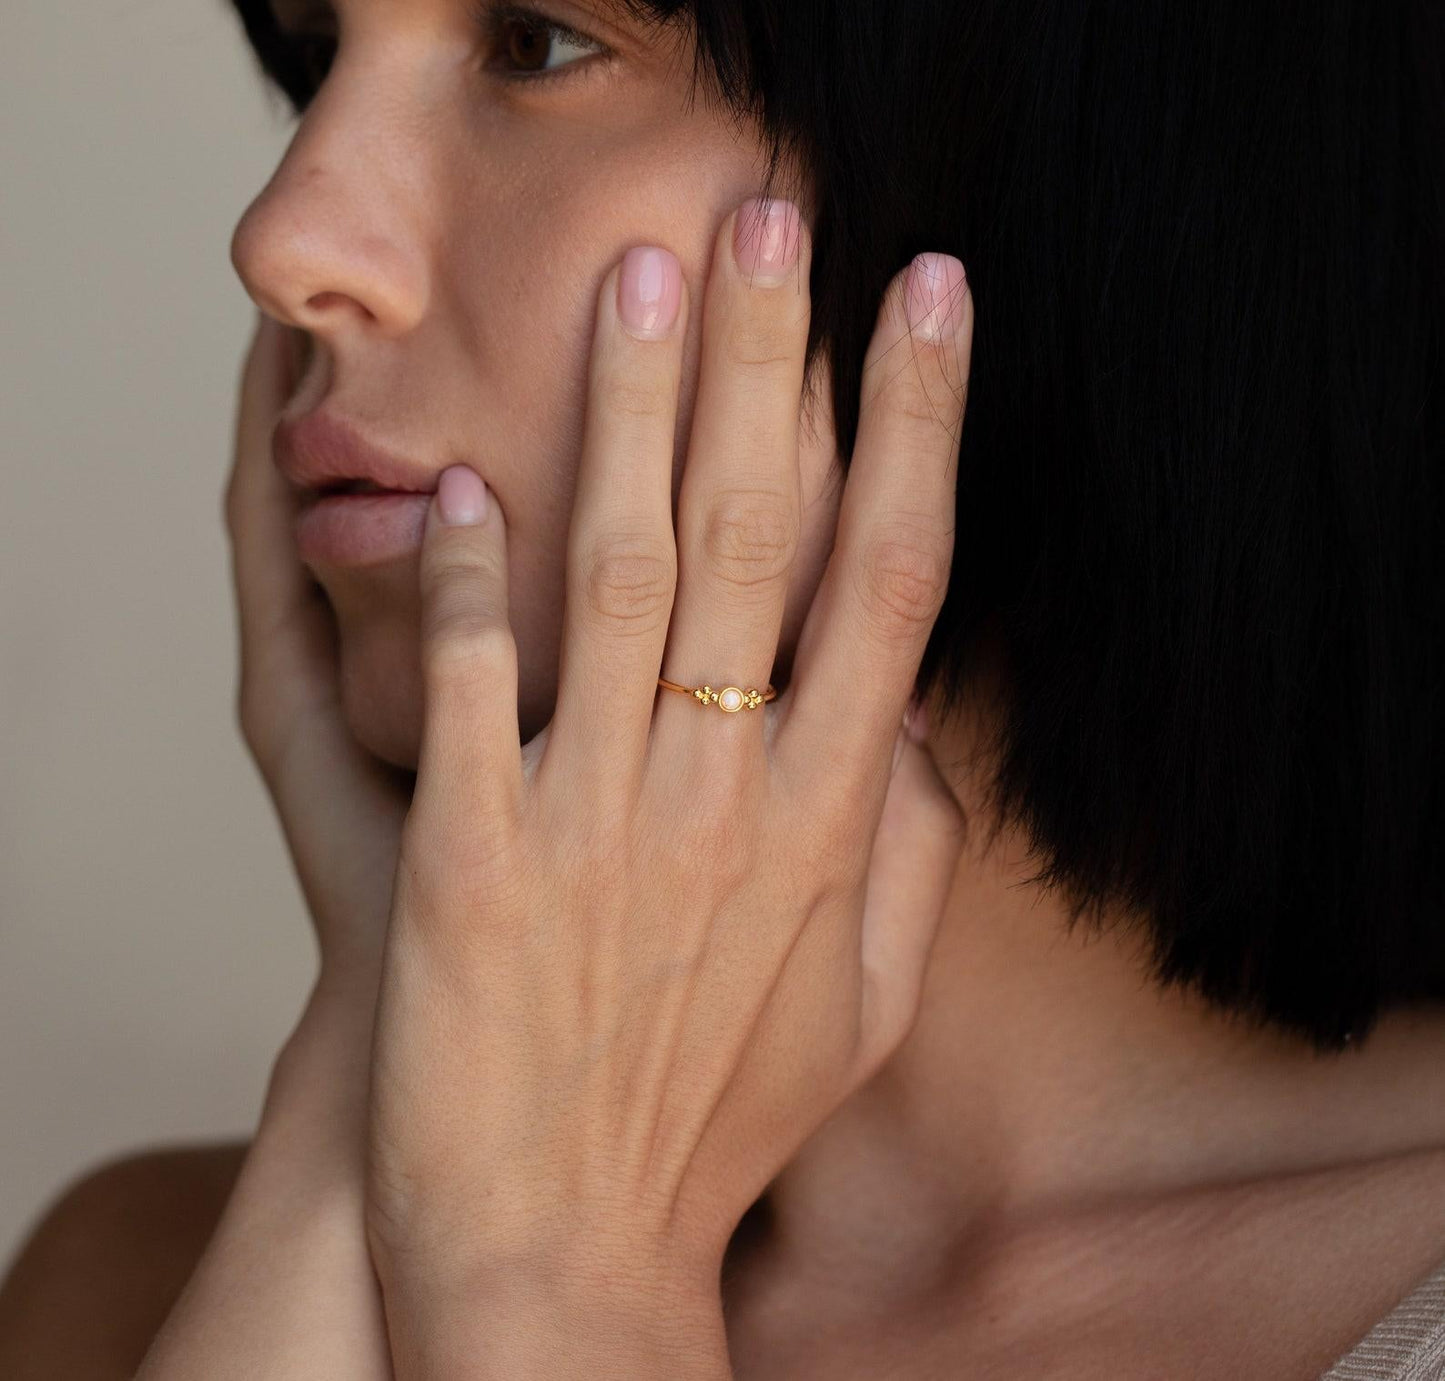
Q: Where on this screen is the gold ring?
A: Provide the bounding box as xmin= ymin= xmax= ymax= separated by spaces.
xmin=657 ymin=677 xmax=776 ymax=712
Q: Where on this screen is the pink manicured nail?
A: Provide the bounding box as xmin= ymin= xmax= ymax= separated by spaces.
xmin=904 ymin=253 xmax=968 ymax=343
xmin=617 ymin=246 xmax=682 ymax=340
xmin=437 ymin=465 xmax=489 ymax=526
xmin=733 ymin=197 xmax=801 ymax=285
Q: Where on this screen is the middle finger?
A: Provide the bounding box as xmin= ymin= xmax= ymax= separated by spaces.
xmin=544 ymin=243 xmax=688 ymax=809
xmin=655 ymin=196 xmax=812 ymax=753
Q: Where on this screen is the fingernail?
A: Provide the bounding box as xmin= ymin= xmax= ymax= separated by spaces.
xmin=904 ymin=253 xmax=968 ymax=343
xmin=734 ymin=197 xmax=801 ymax=286
xmin=618 ymin=246 xmax=682 ymax=340
xmin=437 ymin=465 xmax=489 ymax=526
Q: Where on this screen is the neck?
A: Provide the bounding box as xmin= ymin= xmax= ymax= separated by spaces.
xmin=756 ymin=693 xmax=1445 ymax=1286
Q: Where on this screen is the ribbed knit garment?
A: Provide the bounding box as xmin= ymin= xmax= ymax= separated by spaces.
xmin=1319 ymin=1255 xmax=1445 ymax=1379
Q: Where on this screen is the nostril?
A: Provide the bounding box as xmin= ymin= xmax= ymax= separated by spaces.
xmin=303 ymin=290 xmax=379 ymax=325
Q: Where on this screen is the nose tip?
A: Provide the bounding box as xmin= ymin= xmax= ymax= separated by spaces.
xmin=228 ymin=153 xmax=428 ymax=339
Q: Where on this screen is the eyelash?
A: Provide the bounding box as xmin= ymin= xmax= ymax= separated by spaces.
xmin=267 ymin=1 xmax=610 ymax=110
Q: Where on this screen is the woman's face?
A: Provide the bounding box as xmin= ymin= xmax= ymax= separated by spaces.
xmin=230 ymin=0 xmax=842 ymax=770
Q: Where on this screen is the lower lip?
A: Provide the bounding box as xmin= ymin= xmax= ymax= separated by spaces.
xmin=294 ymin=491 xmax=434 ymax=566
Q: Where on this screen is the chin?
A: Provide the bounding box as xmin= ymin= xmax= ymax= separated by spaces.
xmin=336 ymin=617 xmax=427 ymax=771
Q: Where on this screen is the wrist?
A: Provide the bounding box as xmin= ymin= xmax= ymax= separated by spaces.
xmin=379 ymin=1252 xmax=730 ymax=1381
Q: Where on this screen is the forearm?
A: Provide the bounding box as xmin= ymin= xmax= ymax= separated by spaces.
xmin=136 ymin=978 xmax=393 ymax=1381
xmin=379 ymin=1258 xmax=733 ymax=1381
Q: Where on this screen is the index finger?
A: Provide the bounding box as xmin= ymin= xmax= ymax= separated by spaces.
xmin=775 ymin=253 xmax=972 ymax=792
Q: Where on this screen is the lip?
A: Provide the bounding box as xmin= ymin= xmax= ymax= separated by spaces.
xmin=273 ymin=409 xmax=438 ymax=496
xmin=294 ymin=490 xmax=433 ymax=566
xmin=274 ymin=409 xmax=441 ymax=566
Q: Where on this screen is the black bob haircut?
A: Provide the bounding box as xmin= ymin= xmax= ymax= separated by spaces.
xmin=228 ymin=0 xmax=1444 ymax=1054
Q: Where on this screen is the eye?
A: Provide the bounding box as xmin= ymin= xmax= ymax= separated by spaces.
xmin=247 ymin=1 xmax=606 ymax=116
xmin=474 ymin=3 xmax=609 ymax=83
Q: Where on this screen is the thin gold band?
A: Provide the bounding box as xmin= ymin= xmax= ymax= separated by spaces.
xmin=657 ymin=677 xmax=777 ymax=712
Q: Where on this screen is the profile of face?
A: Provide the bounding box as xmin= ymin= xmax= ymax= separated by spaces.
xmin=230 ymin=0 xmax=844 ymax=771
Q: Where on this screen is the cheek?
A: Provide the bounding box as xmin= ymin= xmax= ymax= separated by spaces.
xmin=317 ymin=129 xmax=820 ymax=766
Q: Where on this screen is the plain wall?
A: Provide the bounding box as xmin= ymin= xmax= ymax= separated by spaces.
xmin=1 ymin=0 xmax=316 ymax=1264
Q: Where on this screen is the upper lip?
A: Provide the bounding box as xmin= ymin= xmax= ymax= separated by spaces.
xmin=273 ymin=410 xmax=438 ymax=496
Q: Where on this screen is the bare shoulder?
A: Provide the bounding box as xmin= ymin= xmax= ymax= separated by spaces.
xmin=0 ymin=1142 xmax=248 ymax=1381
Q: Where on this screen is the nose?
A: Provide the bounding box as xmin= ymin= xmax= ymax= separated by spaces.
xmin=230 ymin=77 xmax=430 ymax=341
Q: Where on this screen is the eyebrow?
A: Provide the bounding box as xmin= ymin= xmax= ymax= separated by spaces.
xmin=580 ymin=0 xmax=646 ymax=16
xmin=575 ymin=0 xmax=679 ymax=34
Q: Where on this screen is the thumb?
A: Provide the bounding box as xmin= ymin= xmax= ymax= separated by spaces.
xmin=413 ymin=465 xmax=523 ymax=829
xmin=855 ymin=720 xmax=966 ymax=1075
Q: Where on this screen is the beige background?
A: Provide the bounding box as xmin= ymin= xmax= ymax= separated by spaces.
xmin=1 ymin=0 xmax=316 ymax=1265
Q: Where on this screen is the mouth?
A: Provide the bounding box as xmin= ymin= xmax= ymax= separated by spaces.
xmin=274 ymin=409 xmax=452 ymax=566
xmin=313 ymin=477 xmax=415 ymax=497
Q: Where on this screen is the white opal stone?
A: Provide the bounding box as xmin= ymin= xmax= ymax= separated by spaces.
xmin=718 ymin=686 xmax=744 ymax=712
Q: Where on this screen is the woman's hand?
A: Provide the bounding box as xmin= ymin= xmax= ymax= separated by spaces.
xmin=365 ymin=199 xmax=972 ymax=1375
xmin=224 ymin=313 xmax=413 ymax=1004
xmin=136 ymin=316 xmax=411 ymax=1381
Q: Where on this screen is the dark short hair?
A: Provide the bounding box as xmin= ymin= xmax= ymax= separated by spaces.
xmin=229 ymin=0 xmax=1444 ymax=1053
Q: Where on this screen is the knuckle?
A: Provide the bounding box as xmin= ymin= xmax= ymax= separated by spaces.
xmin=855 ymin=524 xmax=952 ymax=639
xmin=699 ymin=489 xmax=798 ymax=593
xmin=426 ymin=539 xmax=506 ymax=591
xmin=872 ymin=342 xmax=966 ymax=444
xmin=421 ymin=615 xmax=517 ymax=692
xmin=420 ymin=549 xmax=507 ymax=644
xmin=598 ymin=370 xmax=672 ymax=422
xmin=723 ymin=308 xmax=801 ymax=373
xmin=581 ymin=534 xmax=676 ymax=629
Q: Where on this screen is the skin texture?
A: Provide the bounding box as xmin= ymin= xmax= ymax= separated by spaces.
xmin=7 ymin=0 xmax=1445 ymax=1375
